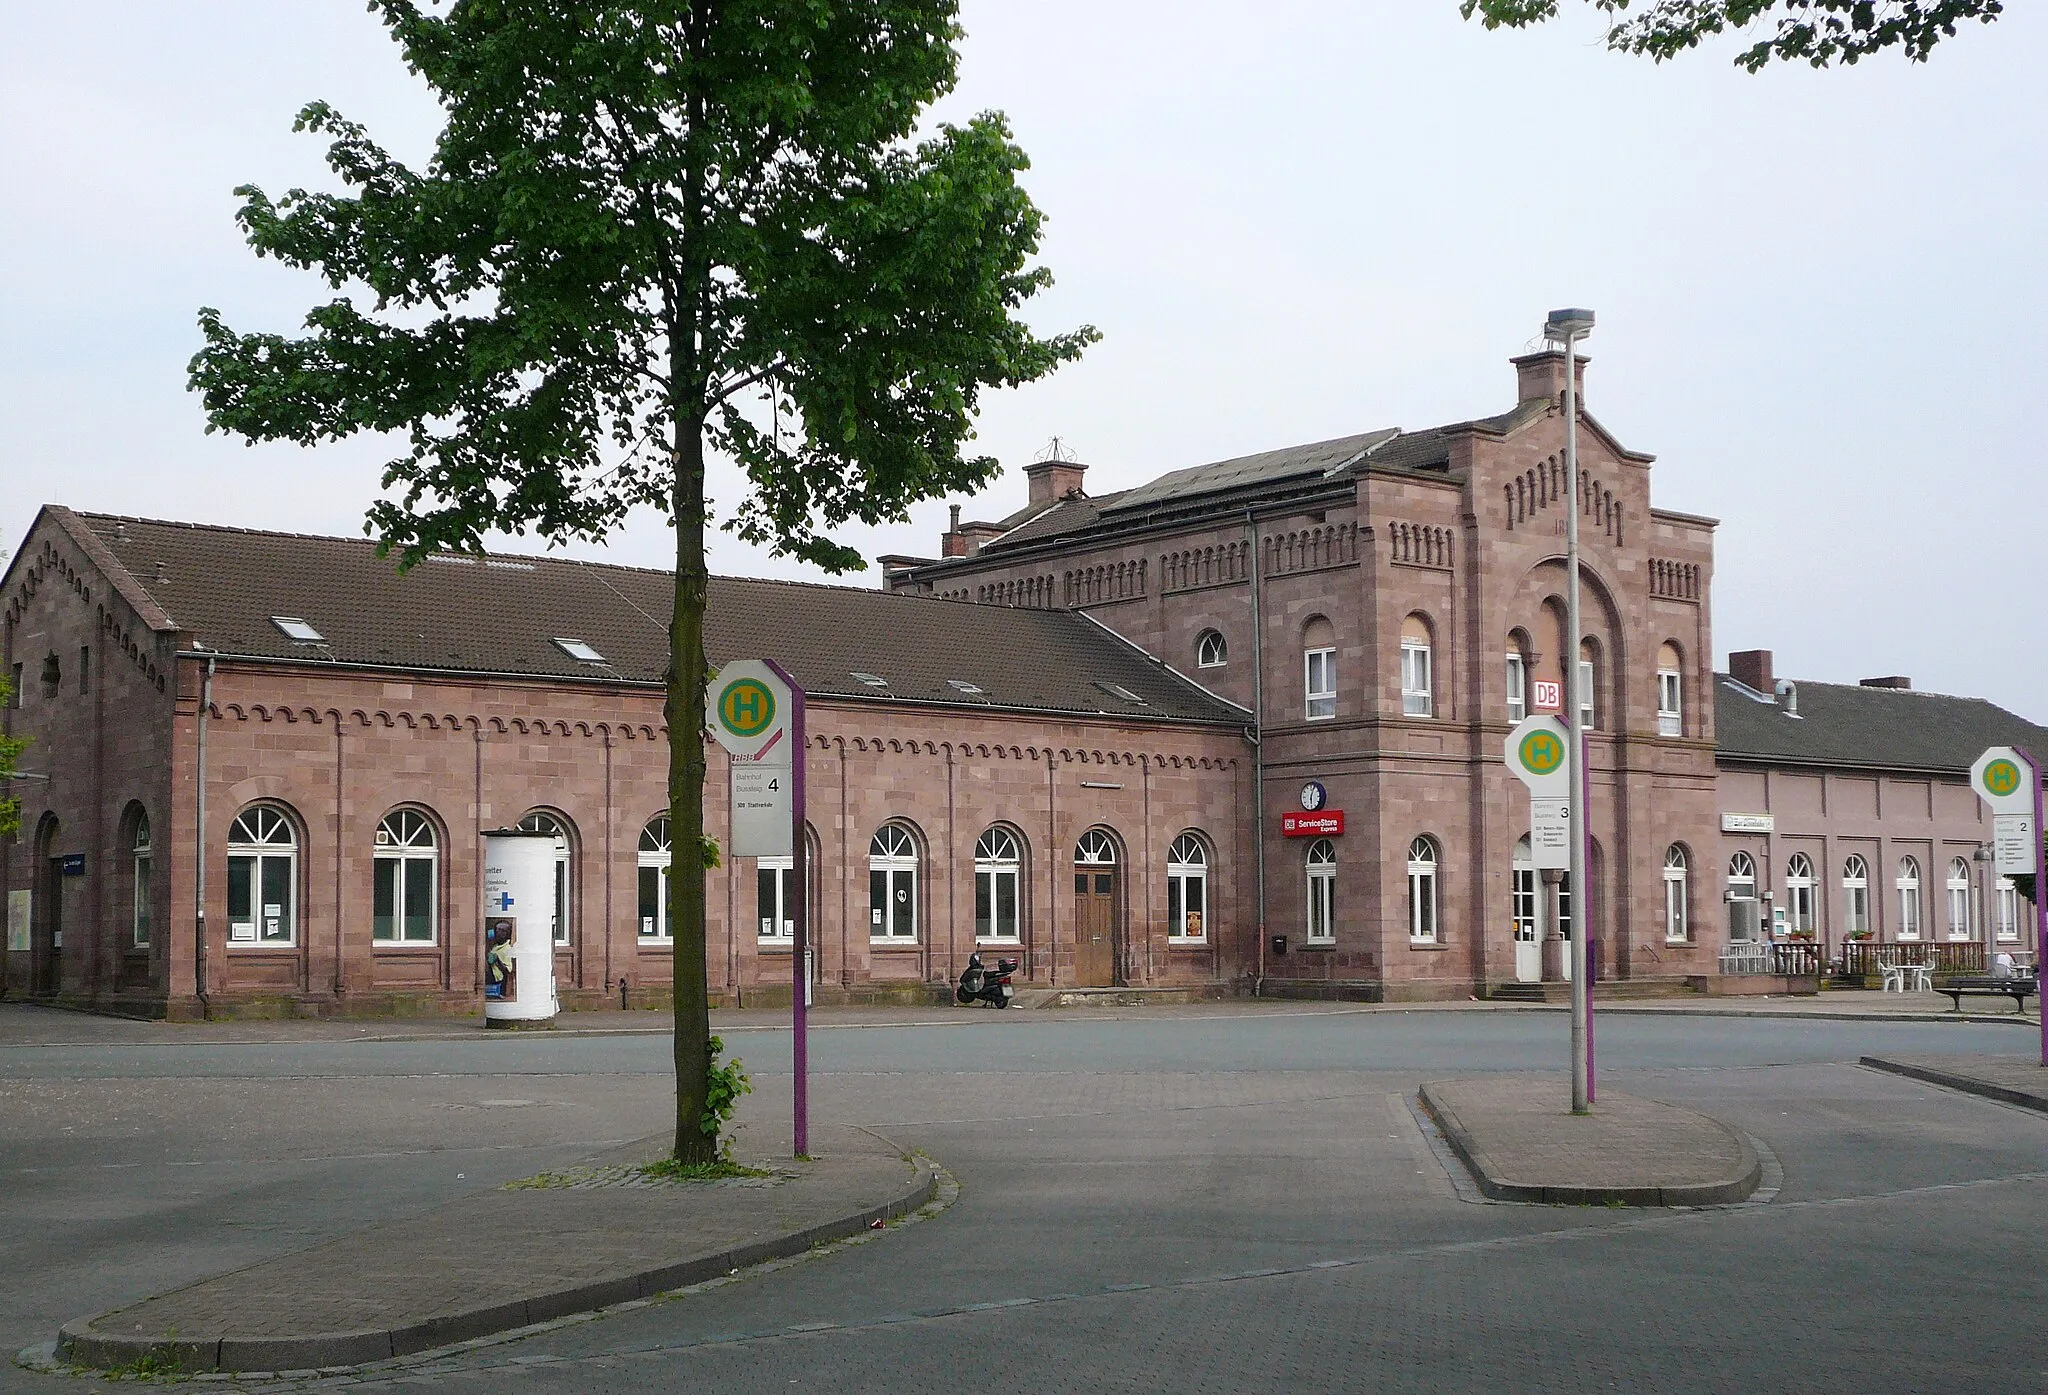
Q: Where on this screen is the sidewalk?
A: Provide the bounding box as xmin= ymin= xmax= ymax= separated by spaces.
xmin=1860 ymin=1053 xmax=2048 ymax=1114
xmin=52 ymin=1128 xmax=937 ymax=1376
xmin=1420 ymin=1077 xmax=1763 ymax=1207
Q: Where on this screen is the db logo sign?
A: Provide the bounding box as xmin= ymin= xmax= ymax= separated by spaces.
xmin=1532 ymin=680 xmax=1562 ymax=712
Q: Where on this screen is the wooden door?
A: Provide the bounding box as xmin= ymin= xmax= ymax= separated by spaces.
xmin=1073 ymin=868 xmax=1117 ymax=987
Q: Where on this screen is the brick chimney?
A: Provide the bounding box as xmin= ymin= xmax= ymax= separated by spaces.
xmin=1510 ymin=348 xmax=1587 ymax=405
xmin=941 ymin=504 xmax=967 ymax=558
xmin=1728 ymin=649 xmax=1774 ymax=695
xmin=1023 ymin=457 xmax=1087 ymax=508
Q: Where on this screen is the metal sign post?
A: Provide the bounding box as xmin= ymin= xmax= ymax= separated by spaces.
xmin=1507 ymin=715 xmax=1591 ymax=1097
xmin=1971 ymin=746 xmax=2044 ymax=1066
xmin=709 ymin=659 xmax=809 ymax=1158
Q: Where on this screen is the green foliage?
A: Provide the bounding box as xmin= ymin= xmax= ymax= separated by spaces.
xmin=698 ymin=1034 xmax=752 ymax=1156
xmin=1458 ymin=0 xmax=2003 ymax=69
xmin=700 ymin=836 xmax=721 ymax=870
xmin=0 ymin=674 xmax=23 ymax=839
xmin=639 ymin=1154 xmax=773 ymax=1182
xmin=187 ymin=1 xmax=1090 ymax=1163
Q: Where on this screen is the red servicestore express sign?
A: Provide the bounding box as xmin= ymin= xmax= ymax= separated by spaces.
xmin=1281 ymin=811 xmax=1344 ymax=837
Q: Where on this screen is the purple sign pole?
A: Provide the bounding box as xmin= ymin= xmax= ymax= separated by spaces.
xmin=766 ymin=659 xmax=808 ymax=1157
xmin=2029 ymin=745 xmax=2047 ymax=1070
xmin=1583 ymin=727 xmax=1596 ymax=1104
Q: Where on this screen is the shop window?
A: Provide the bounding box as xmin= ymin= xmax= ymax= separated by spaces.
xmin=373 ymin=809 xmax=438 ymax=944
xmin=226 ymin=805 xmax=297 ymax=947
xmin=869 ymin=824 xmax=919 ymax=941
xmin=1305 ymin=839 xmax=1336 ymax=943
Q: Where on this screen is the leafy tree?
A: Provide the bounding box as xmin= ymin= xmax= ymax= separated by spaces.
xmin=0 ymin=672 xmax=22 ymax=838
xmin=1459 ymin=0 xmax=2003 ymax=69
xmin=189 ymin=1 xmax=1093 ymax=1163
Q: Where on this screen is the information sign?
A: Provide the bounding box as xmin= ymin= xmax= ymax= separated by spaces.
xmin=1505 ymin=716 xmax=1571 ymax=796
xmin=1971 ymin=747 xmax=2035 ymax=815
xmin=1994 ymin=814 xmax=2038 ymax=877
xmin=707 ymin=660 xmax=792 ymax=761
xmin=1529 ymin=796 xmax=1571 ymax=871
xmin=1282 ymin=810 xmax=1345 ymax=838
xmin=730 ymin=758 xmax=793 ymax=858
xmin=1532 ymin=680 xmax=1562 ymax=713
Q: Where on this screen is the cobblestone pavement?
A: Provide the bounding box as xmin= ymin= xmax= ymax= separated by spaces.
xmin=6 ymin=1005 xmax=2045 ymax=1393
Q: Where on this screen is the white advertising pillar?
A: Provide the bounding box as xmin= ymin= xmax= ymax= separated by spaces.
xmin=482 ymin=830 xmax=559 ymax=1025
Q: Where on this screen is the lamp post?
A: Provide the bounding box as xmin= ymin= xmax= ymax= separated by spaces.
xmin=1543 ymin=307 xmax=1595 ymax=1114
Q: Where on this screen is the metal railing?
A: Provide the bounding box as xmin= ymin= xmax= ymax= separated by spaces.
xmin=1840 ymin=941 xmax=1986 ymax=977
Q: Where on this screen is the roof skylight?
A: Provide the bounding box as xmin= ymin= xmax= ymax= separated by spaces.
xmin=1094 ymin=681 xmax=1149 ymax=705
xmin=553 ymin=637 xmax=606 ymax=663
xmin=850 ymin=672 xmax=889 ymax=687
xmin=946 ymin=679 xmax=985 ymax=695
xmin=271 ymin=616 xmax=325 ymax=643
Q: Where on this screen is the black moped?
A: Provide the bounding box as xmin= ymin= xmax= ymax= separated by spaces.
xmin=955 ymin=951 xmax=1018 ymax=1008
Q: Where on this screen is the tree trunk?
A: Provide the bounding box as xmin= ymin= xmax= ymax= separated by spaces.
xmin=670 ymin=427 xmax=714 ymax=1165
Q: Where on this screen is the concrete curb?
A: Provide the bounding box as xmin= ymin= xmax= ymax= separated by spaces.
xmin=1859 ymin=1056 xmax=2048 ymax=1114
xmin=1418 ymin=1083 xmax=1762 ymax=1207
xmin=55 ymin=1160 xmax=938 ymax=1375
xmin=1511 ymin=1004 xmax=2037 ymax=1027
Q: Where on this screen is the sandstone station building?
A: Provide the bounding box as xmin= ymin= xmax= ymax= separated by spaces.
xmin=5 ymin=342 xmax=2042 ymax=1018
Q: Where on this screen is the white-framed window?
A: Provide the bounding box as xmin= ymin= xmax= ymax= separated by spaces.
xmin=131 ymin=811 xmax=152 ymax=950
xmin=1664 ymin=844 xmax=1690 ymax=943
xmin=1407 ymin=836 xmax=1440 ymax=943
xmin=516 ymin=810 xmax=574 ymax=946
xmin=1727 ymin=850 xmax=1756 ymax=900
xmin=1996 ymin=877 xmax=2022 ymax=942
xmin=638 ymin=815 xmax=672 ymax=941
xmin=1167 ymin=833 xmax=1208 ymax=942
xmin=1400 ymin=617 xmax=1433 ymax=718
xmin=1506 ymin=651 xmax=1528 ymax=724
xmin=869 ymin=824 xmax=919 ymax=941
xmin=1305 ymin=838 xmax=1336 ymax=943
xmin=1576 ymin=645 xmax=1599 ymax=732
xmin=1947 ymin=857 xmax=1973 ymax=941
xmin=1840 ymin=854 xmax=1869 ymax=940
xmin=1196 ymin=630 xmax=1227 ymax=668
xmin=226 ymin=805 xmax=297 ymax=947
xmin=1305 ymin=647 xmax=1336 ymax=720
xmin=1656 ymin=642 xmax=1683 ymax=738
xmin=975 ymin=827 xmax=1022 ymax=942
xmin=373 ymin=809 xmax=438 ymax=944
xmin=1409 ymin=831 xmax=1441 ymax=942
xmin=1511 ymin=835 xmax=1537 ymax=943
xmin=758 ymin=856 xmax=796 ymax=943
xmin=1785 ymin=852 xmax=1816 ymax=937
xmin=1896 ymin=857 xmax=1922 ymax=940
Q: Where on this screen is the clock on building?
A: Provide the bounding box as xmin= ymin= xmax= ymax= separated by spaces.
xmin=1300 ymin=781 xmax=1327 ymax=812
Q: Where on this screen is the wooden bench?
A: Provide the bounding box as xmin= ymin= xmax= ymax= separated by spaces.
xmin=1933 ymin=976 xmax=2037 ymax=1013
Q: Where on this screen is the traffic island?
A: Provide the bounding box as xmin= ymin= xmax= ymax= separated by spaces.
xmin=1420 ymin=1078 xmax=1762 ymax=1207
xmin=53 ymin=1130 xmax=938 ymax=1376
xmin=1861 ymin=1054 xmax=2048 ymax=1114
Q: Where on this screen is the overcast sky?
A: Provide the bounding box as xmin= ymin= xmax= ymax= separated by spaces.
xmin=2 ymin=3 xmax=2042 ymax=713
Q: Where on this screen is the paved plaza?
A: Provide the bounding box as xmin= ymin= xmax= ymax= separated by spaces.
xmin=4 ymin=999 xmax=2046 ymax=1393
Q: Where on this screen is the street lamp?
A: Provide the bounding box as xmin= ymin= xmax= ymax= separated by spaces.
xmin=1543 ymin=307 xmax=1595 ymax=1114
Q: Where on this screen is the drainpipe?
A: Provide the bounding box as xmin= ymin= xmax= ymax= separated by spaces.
xmin=1247 ymin=510 xmax=1267 ymax=993
xmin=194 ymin=654 xmax=215 ymax=1013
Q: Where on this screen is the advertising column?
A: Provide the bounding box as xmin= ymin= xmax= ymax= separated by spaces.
xmin=482 ymin=830 xmax=560 ymax=1026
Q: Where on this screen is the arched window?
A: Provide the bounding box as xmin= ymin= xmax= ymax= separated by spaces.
xmin=1727 ymin=850 xmax=1756 ymax=898
xmin=1303 ymin=616 xmax=1336 ymax=720
xmin=1996 ymin=877 xmax=2022 ymax=943
xmin=1947 ymin=857 xmax=1973 ymax=941
xmin=1167 ymin=833 xmax=1208 ymax=942
xmin=1663 ymin=845 xmax=1690 ymax=943
xmin=1305 ymin=838 xmax=1336 ymax=943
xmin=373 ymin=810 xmax=438 ymax=944
xmin=1511 ymin=835 xmax=1537 ymax=945
xmin=516 ymin=810 xmax=574 ymax=946
xmin=869 ymin=824 xmax=919 ymax=941
xmin=1400 ymin=616 xmax=1434 ymax=718
xmin=975 ymin=828 xmax=1022 ymax=942
xmin=638 ymin=815 xmax=672 ymax=941
xmin=1577 ymin=639 xmax=1600 ymax=732
xmin=1895 ymin=857 xmax=1922 ymax=941
xmin=1196 ymin=630 xmax=1228 ymax=669
xmin=1785 ymin=853 xmax=1816 ymax=937
xmin=1505 ymin=632 xmax=1531 ymax=723
xmin=1656 ymin=641 xmax=1683 ymax=737
xmin=226 ymin=805 xmax=297 ymax=946
xmin=1075 ymin=829 xmax=1118 ymax=866
xmin=1407 ymin=836 xmax=1440 ymax=943
xmin=131 ymin=810 xmax=153 ymax=950
xmin=1840 ymin=855 xmax=1869 ymax=940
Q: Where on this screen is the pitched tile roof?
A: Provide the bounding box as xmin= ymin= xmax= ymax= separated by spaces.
xmin=53 ymin=509 xmax=1247 ymax=726
xmin=1715 ymin=674 xmax=2048 ymax=777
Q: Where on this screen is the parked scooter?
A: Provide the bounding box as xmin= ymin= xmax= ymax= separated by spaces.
xmin=955 ymin=951 xmax=1019 ymax=1008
